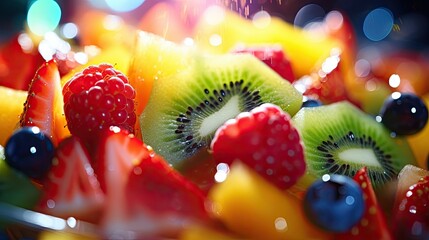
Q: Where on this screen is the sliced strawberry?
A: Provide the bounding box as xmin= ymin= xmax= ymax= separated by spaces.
xmin=95 ymin=127 xmax=212 ymax=238
xmin=393 ymin=175 xmax=429 ymax=239
xmin=122 ymin=151 xmax=212 ymax=238
xmin=231 ymin=46 xmax=295 ymax=82
xmin=37 ymin=136 xmax=104 ymax=223
xmin=20 ymin=60 xmax=69 ymax=145
xmin=294 ymin=52 xmax=351 ymax=104
xmin=210 ymin=103 xmax=305 ymax=190
xmin=337 ymin=167 xmax=392 ymax=239
xmin=94 ymin=127 xmax=152 ymax=233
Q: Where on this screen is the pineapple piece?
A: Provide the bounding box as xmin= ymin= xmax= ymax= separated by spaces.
xmin=208 ymin=162 xmax=331 ymax=239
xmin=0 ymin=86 xmax=27 ymax=146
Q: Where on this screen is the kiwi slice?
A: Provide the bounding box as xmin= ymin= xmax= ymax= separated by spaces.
xmin=140 ymin=53 xmax=302 ymax=166
xmin=292 ymin=101 xmax=416 ymax=189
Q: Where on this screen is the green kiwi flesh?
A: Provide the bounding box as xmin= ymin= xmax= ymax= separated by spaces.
xmin=140 ymin=53 xmax=303 ymax=166
xmin=292 ymin=101 xmax=416 ymax=189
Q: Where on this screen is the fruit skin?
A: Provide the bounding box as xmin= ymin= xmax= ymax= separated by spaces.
xmin=292 ymin=101 xmax=417 ymax=190
xmin=208 ymin=162 xmax=331 ymax=239
xmin=0 ymin=86 xmax=27 ymax=146
xmin=140 ymin=53 xmax=303 ymax=166
xmin=393 ymin=176 xmax=429 ymax=239
xmin=62 ymin=63 xmax=136 ymax=145
xmin=38 ymin=136 xmax=104 ymax=223
xmin=4 ymin=127 xmax=54 ymax=180
xmin=211 ymin=103 xmax=305 ymax=190
xmin=337 ymin=167 xmax=393 ymax=240
xmin=20 ymin=60 xmax=70 ymax=145
xmin=230 ymin=46 xmax=295 ymax=82
xmin=379 ymin=92 xmax=428 ymax=136
xmin=0 ymin=145 xmax=41 ymax=210
xmin=302 ymin=97 xmax=323 ymax=108
xmin=304 ymin=174 xmax=365 ymax=233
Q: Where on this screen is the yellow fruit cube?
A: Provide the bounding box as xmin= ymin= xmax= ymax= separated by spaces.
xmin=208 ymin=162 xmax=331 ymax=239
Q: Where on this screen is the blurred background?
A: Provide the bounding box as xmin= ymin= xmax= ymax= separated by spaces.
xmin=1 ymin=0 xmax=428 ymax=52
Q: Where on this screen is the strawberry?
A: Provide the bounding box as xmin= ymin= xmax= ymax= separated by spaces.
xmin=0 ymin=34 xmax=44 ymax=91
xmin=393 ymin=176 xmax=429 ymax=239
xmin=210 ymin=103 xmax=305 ymax=190
xmin=94 ymin=127 xmax=148 ymax=193
xmin=20 ymin=60 xmax=69 ymax=145
xmin=62 ymin=63 xmax=136 ymax=144
xmin=231 ymin=46 xmax=295 ymax=82
xmin=94 ymin=127 xmax=153 ymax=234
xmin=95 ymin=127 xmax=212 ymax=238
xmin=337 ymin=167 xmax=392 ymax=240
xmin=293 ymin=53 xmax=351 ymax=104
xmin=37 ymin=136 xmax=104 ymax=223
xmin=122 ymin=150 xmax=212 ymax=237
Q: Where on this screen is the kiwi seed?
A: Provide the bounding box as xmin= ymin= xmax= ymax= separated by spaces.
xmin=140 ymin=53 xmax=303 ymax=166
xmin=292 ymin=101 xmax=416 ymax=189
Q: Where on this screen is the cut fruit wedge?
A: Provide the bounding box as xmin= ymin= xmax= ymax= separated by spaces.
xmin=0 ymin=86 xmax=27 ymax=146
xmin=128 ymin=30 xmax=197 ymax=115
xmin=193 ymin=7 xmax=344 ymax=78
xmin=128 ymin=31 xmax=198 ymax=139
xmin=406 ymin=93 xmax=429 ymax=169
xmin=208 ymin=162 xmax=332 ymax=239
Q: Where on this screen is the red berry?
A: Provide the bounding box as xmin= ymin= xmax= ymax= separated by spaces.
xmin=63 ymin=64 xmax=136 ymax=142
xmin=393 ymin=176 xmax=429 ymax=239
xmin=337 ymin=167 xmax=392 ymax=240
xmin=231 ymin=46 xmax=295 ymax=82
xmin=210 ymin=103 xmax=305 ymax=190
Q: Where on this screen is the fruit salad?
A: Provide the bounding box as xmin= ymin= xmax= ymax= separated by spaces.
xmin=1 ymin=1 xmax=429 ymax=239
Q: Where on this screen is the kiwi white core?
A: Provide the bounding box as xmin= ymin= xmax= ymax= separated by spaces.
xmin=199 ymin=95 xmax=240 ymax=137
xmin=338 ymin=148 xmax=382 ymax=167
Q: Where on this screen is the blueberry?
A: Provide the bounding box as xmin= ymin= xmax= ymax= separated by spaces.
xmin=378 ymin=92 xmax=428 ymax=135
xmin=303 ymin=174 xmax=365 ymax=233
xmin=4 ymin=127 xmax=54 ymax=180
xmin=302 ymin=97 xmax=323 ymax=108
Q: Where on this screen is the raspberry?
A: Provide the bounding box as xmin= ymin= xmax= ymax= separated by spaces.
xmin=210 ymin=103 xmax=305 ymax=190
xmin=63 ymin=64 xmax=136 ymax=142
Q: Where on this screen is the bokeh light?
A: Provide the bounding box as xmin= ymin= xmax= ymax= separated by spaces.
xmin=27 ymin=0 xmax=62 ymax=36
xmin=294 ymin=4 xmax=325 ymax=28
xmin=252 ymin=10 xmax=271 ymax=29
xmin=105 ymin=0 xmax=145 ymax=12
xmin=61 ymin=23 xmax=78 ymax=39
xmin=363 ymin=8 xmax=394 ymax=41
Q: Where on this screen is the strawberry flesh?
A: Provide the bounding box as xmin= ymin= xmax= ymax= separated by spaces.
xmin=231 ymin=46 xmax=295 ymax=82
xmin=37 ymin=136 xmax=104 ymax=223
xmin=294 ymin=53 xmax=354 ymax=105
xmin=96 ymin=127 xmax=211 ymax=238
xmin=20 ymin=60 xmax=67 ymax=145
xmin=210 ymin=103 xmax=305 ymax=190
